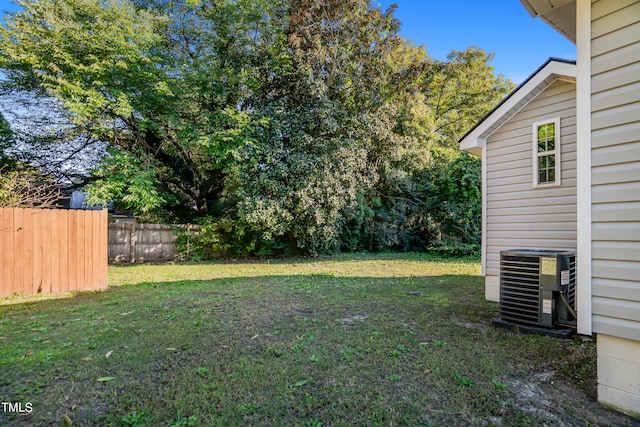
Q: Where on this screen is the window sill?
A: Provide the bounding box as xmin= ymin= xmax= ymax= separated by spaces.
xmin=533 ymin=182 xmax=562 ymax=189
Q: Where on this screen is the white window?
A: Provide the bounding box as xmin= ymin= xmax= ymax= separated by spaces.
xmin=532 ymin=118 xmax=561 ymax=187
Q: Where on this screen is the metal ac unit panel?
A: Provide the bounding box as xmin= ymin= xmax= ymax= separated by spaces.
xmin=499 ymin=249 xmax=576 ymax=328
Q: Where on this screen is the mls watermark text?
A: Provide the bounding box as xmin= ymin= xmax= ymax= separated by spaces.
xmin=1 ymin=402 xmax=33 ymax=413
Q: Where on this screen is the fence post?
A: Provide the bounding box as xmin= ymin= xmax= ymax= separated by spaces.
xmin=186 ymin=224 xmax=192 ymax=260
xmin=128 ymin=221 xmax=137 ymax=263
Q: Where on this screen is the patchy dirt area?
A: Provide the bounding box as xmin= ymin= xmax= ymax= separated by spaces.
xmin=446 ymin=314 xmax=638 ymax=426
xmin=503 ymin=371 xmax=638 ymax=426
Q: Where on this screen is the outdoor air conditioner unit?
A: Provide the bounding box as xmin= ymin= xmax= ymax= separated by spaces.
xmin=498 ymin=249 xmax=576 ymax=329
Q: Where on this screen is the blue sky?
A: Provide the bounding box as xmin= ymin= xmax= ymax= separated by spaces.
xmin=376 ymin=1 xmax=576 ymax=84
xmin=0 ymin=0 xmax=576 ymax=84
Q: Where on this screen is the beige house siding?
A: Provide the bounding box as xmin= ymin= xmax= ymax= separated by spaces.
xmin=597 ymin=335 xmax=640 ymax=417
xmin=485 ymin=80 xmax=577 ymax=279
xmin=590 ymin=0 xmax=640 ymax=342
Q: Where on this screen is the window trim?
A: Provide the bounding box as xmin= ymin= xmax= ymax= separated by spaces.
xmin=532 ymin=118 xmax=561 ymax=188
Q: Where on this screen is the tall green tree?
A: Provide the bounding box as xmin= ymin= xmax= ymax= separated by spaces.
xmin=366 ymin=47 xmax=514 ymax=253
xmin=227 ymin=0 xmax=425 ymax=254
xmin=0 ymin=0 xmax=282 ymax=217
xmin=418 ymin=48 xmax=513 ymax=252
xmin=1 ymin=0 xmax=513 ymax=256
xmin=1 ymin=0 xmax=166 ymax=211
xmin=424 ymin=48 xmax=514 ymax=146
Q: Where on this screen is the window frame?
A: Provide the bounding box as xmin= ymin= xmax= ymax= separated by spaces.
xmin=532 ymin=118 xmax=561 ymax=188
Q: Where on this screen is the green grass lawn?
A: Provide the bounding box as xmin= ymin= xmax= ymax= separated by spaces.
xmin=0 ymin=254 xmax=635 ymax=426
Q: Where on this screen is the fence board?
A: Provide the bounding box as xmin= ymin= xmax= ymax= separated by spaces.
xmin=82 ymin=210 xmax=90 ymax=289
xmin=98 ymin=211 xmax=107 ymax=288
xmin=23 ymin=209 xmax=34 ymax=295
xmin=68 ymin=210 xmax=77 ymax=292
xmin=32 ymin=209 xmax=43 ymax=293
xmin=3 ymin=208 xmax=15 ymax=294
xmin=13 ymin=209 xmax=25 ymax=295
xmin=58 ymin=209 xmax=69 ymax=292
xmin=76 ymin=211 xmax=86 ymax=292
xmin=0 ymin=207 xmax=108 ymax=298
xmin=50 ymin=211 xmax=60 ymax=294
xmin=90 ymin=210 xmax=99 ymax=288
xmin=41 ymin=209 xmax=52 ymax=294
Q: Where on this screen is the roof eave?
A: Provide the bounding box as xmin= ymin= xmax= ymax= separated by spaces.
xmin=459 ymin=58 xmax=576 ymax=156
xmin=519 ymin=0 xmax=577 ymax=43
xmin=460 ymin=143 xmax=483 ymax=157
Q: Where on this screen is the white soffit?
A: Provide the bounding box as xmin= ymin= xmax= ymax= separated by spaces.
xmin=459 ymin=59 xmax=576 ymax=156
xmin=519 ymin=0 xmax=577 ymax=42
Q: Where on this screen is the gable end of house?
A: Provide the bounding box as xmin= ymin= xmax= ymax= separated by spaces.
xmin=459 ymin=58 xmax=576 ymax=156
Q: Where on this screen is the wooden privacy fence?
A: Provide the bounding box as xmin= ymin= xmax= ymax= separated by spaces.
xmin=109 ymin=222 xmax=182 ymax=263
xmin=108 ymin=222 xmax=202 ymax=263
xmin=0 ymin=207 xmax=108 ymax=298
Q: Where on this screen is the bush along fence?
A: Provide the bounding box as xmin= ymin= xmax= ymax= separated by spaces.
xmin=0 ymin=207 xmax=108 ymax=298
xmin=108 ymin=219 xmax=202 ymax=263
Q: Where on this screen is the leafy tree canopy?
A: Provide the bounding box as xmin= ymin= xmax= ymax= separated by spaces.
xmin=0 ymin=0 xmax=514 ymax=255
xmin=0 ymin=112 xmax=14 ymax=169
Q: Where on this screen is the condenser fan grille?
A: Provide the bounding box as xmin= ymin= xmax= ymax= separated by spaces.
xmin=566 ymin=255 xmax=577 ymax=310
xmin=500 ymin=254 xmax=541 ymax=325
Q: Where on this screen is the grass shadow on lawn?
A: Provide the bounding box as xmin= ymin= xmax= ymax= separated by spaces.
xmin=0 ymin=256 xmax=637 ymax=426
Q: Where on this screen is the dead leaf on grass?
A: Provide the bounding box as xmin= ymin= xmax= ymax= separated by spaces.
xmin=81 ymin=357 xmax=93 ymax=362
xmin=105 ymin=350 xmax=113 ymax=359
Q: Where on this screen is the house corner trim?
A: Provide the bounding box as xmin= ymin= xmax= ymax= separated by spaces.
xmin=576 ymin=0 xmax=592 ymax=336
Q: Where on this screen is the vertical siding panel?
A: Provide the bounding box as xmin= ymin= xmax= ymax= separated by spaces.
xmin=13 ymin=208 xmax=25 ymax=295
